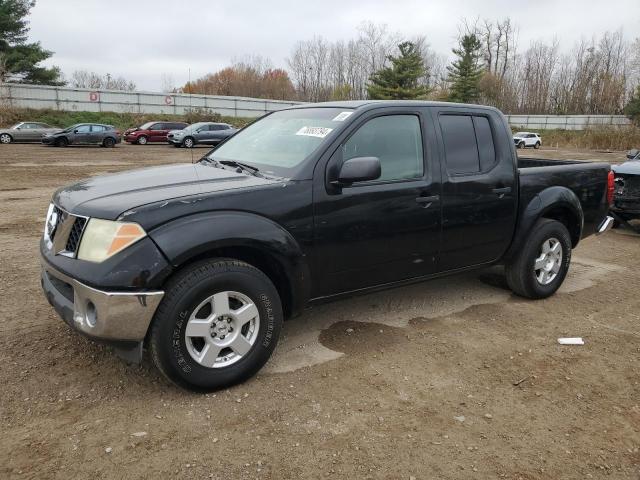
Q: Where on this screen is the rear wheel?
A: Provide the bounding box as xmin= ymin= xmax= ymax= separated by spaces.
xmin=137 ymin=135 xmax=148 ymax=145
xmin=149 ymin=258 xmax=283 ymax=391
xmin=0 ymin=133 xmax=12 ymax=144
xmin=182 ymin=137 xmax=195 ymax=148
xmin=55 ymin=137 xmax=69 ymax=147
xmin=102 ymin=137 xmax=115 ymax=148
xmin=505 ymin=219 xmax=572 ymax=299
xmin=534 ymin=142 xmax=541 ymax=149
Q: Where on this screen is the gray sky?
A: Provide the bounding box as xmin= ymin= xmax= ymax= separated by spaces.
xmin=28 ymin=0 xmax=640 ymax=91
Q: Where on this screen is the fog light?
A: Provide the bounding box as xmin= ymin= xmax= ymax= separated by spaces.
xmin=86 ymin=301 xmax=97 ymax=328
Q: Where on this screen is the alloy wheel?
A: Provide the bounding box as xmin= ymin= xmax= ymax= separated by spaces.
xmin=534 ymin=237 xmax=562 ymax=285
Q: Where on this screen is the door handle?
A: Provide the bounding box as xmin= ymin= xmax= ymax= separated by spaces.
xmin=492 ymin=187 xmax=512 ymax=197
xmin=415 ymin=195 xmax=440 ymax=207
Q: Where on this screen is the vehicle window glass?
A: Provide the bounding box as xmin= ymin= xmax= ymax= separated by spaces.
xmin=23 ymin=123 xmax=36 ymax=129
xmin=472 ymin=116 xmax=496 ymax=171
xmin=439 ymin=115 xmax=480 ymax=174
xmin=342 ymin=115 xmax=423 ymax=182
xmin=151 ymin=123 xmax=163 ymax=130
xmin=36 ymin=123 xmax=50 ymax=128
xmin=175 ymin=123 xmax=187 ymax=129
xmin=75 ymin=125 xmax=91 ymax=133
xmin=91 ymin=125 xmax=105 ymax=132
xmin=210 ymin=125 xmax=222 ymax=131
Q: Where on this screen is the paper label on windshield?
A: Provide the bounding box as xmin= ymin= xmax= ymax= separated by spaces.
xmin=296 ymin=126 xmax=333 ymax=138
xmin=332 ymin=111 xmax=353 ymax=122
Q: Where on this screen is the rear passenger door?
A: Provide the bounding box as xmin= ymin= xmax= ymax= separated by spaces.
xmin=90 ymin=125 xmax=106 ymax=144
xmin=431 ymin=108 xmax=516 ymax=271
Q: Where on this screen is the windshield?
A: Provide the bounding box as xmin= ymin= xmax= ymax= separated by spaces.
xmin=514 ymin=132 xmax=527 ymax=136
xmin=186 ymin=122 xmax=208 ymax=131
xmin=10 ymin=123 xmax=21 ymax=129
xmin=64 ymin=124 xmax=81 ymax=132
xmin=207 ymin=108 xmax=352 ymax=176
xmin=138 ymin=122 xmax=154 ymax=130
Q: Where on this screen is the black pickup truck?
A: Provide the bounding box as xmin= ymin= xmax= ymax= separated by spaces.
xmin=40 ymin=101 xmax=615 ymax=391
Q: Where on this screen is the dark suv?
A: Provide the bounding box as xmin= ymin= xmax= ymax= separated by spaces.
xmin=41 ymin=123 xmax=121 ymax=147
xmin=123 ymin=121 xmax=188 ymax=145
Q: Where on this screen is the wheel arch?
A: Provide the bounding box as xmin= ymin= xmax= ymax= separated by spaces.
xmin=0 ymin=132 xmax=13 ymax=142
xmin=148 ymin=211 xmax=311 ymax=319
xmin=505 ymin=186 xmax=583 ymax=262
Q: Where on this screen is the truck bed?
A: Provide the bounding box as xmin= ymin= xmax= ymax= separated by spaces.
xmin=516 ymin=157 xmax=611 ymax=239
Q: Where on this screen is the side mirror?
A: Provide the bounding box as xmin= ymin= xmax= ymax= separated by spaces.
xmin=74 ymin=129 xmax=79 ymax=134
xmin=627 ymin=149 xmax=639 ymax=159
xmin=334 ymin=156 xmax=381 ymax=186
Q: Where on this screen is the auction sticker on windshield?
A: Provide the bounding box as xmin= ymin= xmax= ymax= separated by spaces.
xmin=332 ymin=111 xmax=353 ymax=121
xmin=295 ymin=126 xmax=333 ymax=138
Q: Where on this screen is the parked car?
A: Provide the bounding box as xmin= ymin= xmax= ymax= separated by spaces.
xmin=41 ymin=123 xmax=121 ymax=147
xmin=610 ymin=148 xmax=640 ymax=228
xmin=0 ymin=122 xmax=60 ymax=144
xmin=123 ymin=121 xmax=188 ymax=145
xmin=167 ymin=122 xmax=238 ymax=148
xmin=40 ymin=101 xmax=614 ymax=391
xmin=513 ymin=131 xmax=542 ymax=149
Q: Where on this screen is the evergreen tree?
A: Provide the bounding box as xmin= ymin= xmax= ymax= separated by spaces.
xmin=0 ymin=0 xmax=64 ymax=85
xmin=624 ymin=85 xmax=640 ymax=125
xmin=447 ymin=34 xmax=483 ymax=103
xmin=367 ymin=41 xmax=429 ymax=100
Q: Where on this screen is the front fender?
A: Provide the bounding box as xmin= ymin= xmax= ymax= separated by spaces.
xmin=505 ymin=186 xmax=584 ymax=262
xmin=148 ymin=211 xmax=310 ymax=314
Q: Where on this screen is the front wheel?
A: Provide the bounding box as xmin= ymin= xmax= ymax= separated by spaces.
xmin=149 ymin=258 xmax=283 ymax=391
xmin=182 ymin=137 xmax=195 ymax=148
xmin=137 ymin=135 xmax=148 ymax=145
xmin=517 ymin=142 xmax=525 ymax=149
xmin=0 ymin=133 xmax=12 ymax=144
xmin=505 ymin=219 xmax=572 ymax=299
xmin=55 ymin=137 xmax=69 ymax=147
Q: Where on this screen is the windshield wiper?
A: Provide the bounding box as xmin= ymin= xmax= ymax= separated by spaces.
xmin=218 ymin=159 xmax=260 ymax=176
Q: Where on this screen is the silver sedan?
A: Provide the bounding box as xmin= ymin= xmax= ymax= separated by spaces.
xmin=0 ymin=122 xmax=60 ymax=144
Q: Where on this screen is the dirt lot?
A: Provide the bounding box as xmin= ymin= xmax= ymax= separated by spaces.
xmin=0 ymin=143 xmax=639 ymax=479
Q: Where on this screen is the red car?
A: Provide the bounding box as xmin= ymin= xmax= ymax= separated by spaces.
xmin=123 ymin=121 xmax=188 ymax=145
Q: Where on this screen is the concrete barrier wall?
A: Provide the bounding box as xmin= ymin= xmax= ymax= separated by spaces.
xmin=0 ymin=83 xmax=302 ymax=118
xmin=1 ymin=83 xmax=633 ymax=129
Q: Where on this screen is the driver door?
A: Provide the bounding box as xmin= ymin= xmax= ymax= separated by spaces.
xmin=311 ymin=110 xmax=442 ymax=297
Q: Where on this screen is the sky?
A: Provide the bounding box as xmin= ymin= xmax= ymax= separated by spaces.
xmin=27 ymin=0 xmax=640 ymax=92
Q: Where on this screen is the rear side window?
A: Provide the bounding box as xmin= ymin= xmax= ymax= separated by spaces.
xmin=91 ymin=125 xmax=105 ymax=132
xmin=439 ymin=114 xmax=497 ymax=175
xmin=343 ymin=114 xmax=424 ymax=182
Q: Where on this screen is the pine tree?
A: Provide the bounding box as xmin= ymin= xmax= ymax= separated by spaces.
xmin=367 ymin=42 xmax=429 ymax=100
xmin=447 ymin=34 xmax=484 ymax=104
xmin=0 ymin=0 xmax=64 ymax=85
xmin=624 ymin=85 xmax=640 ymax=125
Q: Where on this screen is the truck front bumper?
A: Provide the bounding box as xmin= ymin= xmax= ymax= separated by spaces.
xmin=41 ymin=260 xmax=164 ymax=346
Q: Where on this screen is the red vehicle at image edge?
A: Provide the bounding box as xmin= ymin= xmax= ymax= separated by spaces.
xmin=123 ymin=121 xmax=188 ymax=144
xmin=40 ymin=101 xmax=615 ymax=392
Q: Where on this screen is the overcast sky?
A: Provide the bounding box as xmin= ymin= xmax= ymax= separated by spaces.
xmin=28 ymin=0 xmax=640 ymax=91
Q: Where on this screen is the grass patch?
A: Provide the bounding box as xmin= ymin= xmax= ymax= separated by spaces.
xmin=0 ymin=107 xmax=254 ymax=131
xmin=512 ymin=127 xmax=640 ymax=151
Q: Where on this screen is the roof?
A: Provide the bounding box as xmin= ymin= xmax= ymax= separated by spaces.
xmin=287 ymin=99 xmax=502 ymax=113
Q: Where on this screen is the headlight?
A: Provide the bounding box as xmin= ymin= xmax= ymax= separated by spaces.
xmin=77 ymin=219 xmax=146 ymax=263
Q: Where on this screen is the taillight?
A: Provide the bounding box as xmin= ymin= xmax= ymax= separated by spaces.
xmin=607 ymin=170 xmax=615 ymax=205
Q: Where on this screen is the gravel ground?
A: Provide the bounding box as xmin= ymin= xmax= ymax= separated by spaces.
xmin=0 ymin=143 xmax=639 ymax=479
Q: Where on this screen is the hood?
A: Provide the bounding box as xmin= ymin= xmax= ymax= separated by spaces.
xmin=53 ymin=162 xmax=278 ymax=219
xmin=612 ymin=160 xmax=640 ymax=176
xmin=124 ymin=127 xmax=139 ymax=134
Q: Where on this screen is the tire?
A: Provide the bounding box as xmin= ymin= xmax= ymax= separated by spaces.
xmin=102 ymin=137 xmax=116 ymax=148
xmin=149 ymin=258 xmax=283 ymax=392
xmin=505 ymin=218 xmax=572 ymax=299
xmin=55 ymin=137 xmax=69 ymax=147
xmin=182 ymin=137 xmax=195 ymax=148
xmin=534 ymin=142 xmax=541 ymax=149
xmin=173 ymin=143 xmax=181 ymax=148
xmin=0 ymin=133 xmax=12 ymax=144
xmin=518 ymin=142 xmax=525 ymax=149
xmin=137 ymin=135 xmax=148 ymax=145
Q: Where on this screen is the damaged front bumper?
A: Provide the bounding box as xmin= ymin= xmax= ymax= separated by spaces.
xmin=41 ymin=260 xmax=164 ymax=362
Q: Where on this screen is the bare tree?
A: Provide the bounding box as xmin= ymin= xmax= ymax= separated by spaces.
xmin=70 ymin=70 xmax=136 ymax=91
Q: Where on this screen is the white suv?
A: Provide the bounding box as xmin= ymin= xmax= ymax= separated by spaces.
xmin=513 ymin=132 xmax=542 ymax=149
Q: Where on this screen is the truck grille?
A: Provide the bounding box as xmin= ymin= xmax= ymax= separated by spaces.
xmin=44 ymin=204 xmax=88 ymax=257
xmin=65 ymin=217 xmax=87 ymax=253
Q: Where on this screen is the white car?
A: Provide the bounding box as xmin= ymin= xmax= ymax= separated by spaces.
xmin=513 ymin=132 xmax=542 ymax=149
